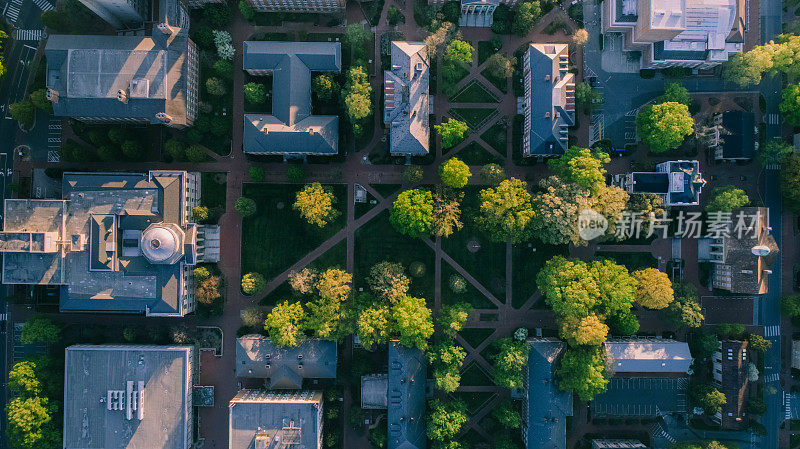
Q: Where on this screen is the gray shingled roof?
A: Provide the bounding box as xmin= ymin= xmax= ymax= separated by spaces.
xmin=383 ymin=41 xmax=430 ymax=156
xmin=524 ymin=339 xmax=572 ymax=449
xmin=45 ymin=32 xmax=195 ymax=127
xmin=242 ymin=41 xmax=341 ymax=155
xmin=605 ymin=340 xmax=692 ymax=374
xmin=523 ymin=43 xmax=575 ymax=156
xmin=712 ymin=206 xmax=778 ymax=295
xmin=388 ymin=341 xmax=426 ymax=449
xmin=235 ymin=336 xmax=337 ymax=389
xmin=63 ymin=345 xmax=193 ymax=449
xmin=228 ymin=390 xmax=323 ymax=449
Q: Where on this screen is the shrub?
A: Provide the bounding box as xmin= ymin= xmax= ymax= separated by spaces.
xmin=244 ymin=82 xmax=266 ymax=104
xmin=121 ymin=140 xmax=144 ymax=160
xmin=9 ymin=100 xmax=34 ymax=128
xmin=192 ymin=206 xmax=210 ymax=222
xmin=238 ymin=0 xmax=255 ymax=20
xmin=193 ymin=266 xmax=211 ymax=280
xmin=165 ymin=138 xmax=185 ymax=161
xmin=288 ymin=165 xmax=306 ymax=183
xmin=206 ymin=77 xmax=227 ymax=97
xmin=249 ymin=166 xmax=265 ymax=181
xmin=449 ymin=274 xmax=467 ymax=293
xmin=235 ymin=196 xmax=257 ymax=218
xmin=186 ymin=144 xmax=207 ymax=162
xmin=242 ymin=272 xmax=267 ymax=295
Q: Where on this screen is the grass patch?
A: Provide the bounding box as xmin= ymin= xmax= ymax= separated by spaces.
xmin=441 ymin=186 xmax=506 ymax=299
xmin=461 ymin=429 xmax=489 ymax=447
xmin=459 ymin=328 xmax=495 ymax=349
xmin=512 ymin=241 xmax=568 ymax=308
xmin=480 ymin=122 xmax=507 ymax=155
xmin=241 ymin=184 xmax=347 ymax=280
xmin=201 ymin=172 xmax=227 ymax=209
xmin=354 ymin=210 xmax=435 ymax=300
xmin=313 ymin=239 xmax=347 ymax=270
xmin=355 ymin=190 xmax=378 ymax=220
xmin=455 ymin=141 xmax=504 ymax=165
xmin=442 ymin=261 xmax=498 ymax=309
xmin=452 ymin=391 xmax=497 ymax=415
xmin=450 ymin=108 xmax=498 ymax=129
xmin=477 ymin=41 xmax=496 ymax=65
xmin=481 ymin=68 xmax=509 ymax=94
xmin=460 ymin=362 xmax=494 ymax=386
xmin=595 ymin=251 xmax=658 ymax=271
xmin=259 ymin=280 xmax=294 ymax=306
xmin=370 ymin=184 xmax=401 ymax=198
xmin=451 ymin=80 xmax=498 ymax=103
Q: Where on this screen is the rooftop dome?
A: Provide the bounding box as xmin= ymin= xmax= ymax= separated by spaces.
xmin=140 ymin=223 xmax=184 ymax=264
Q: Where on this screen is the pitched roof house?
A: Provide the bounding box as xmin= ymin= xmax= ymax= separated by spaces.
xmin=522 ymin=339 xmax=573 ymax=449
xmin=384 ymin=41 xmax=430 ymax=156
xmin=235 ymin=336 xmax=337 ymax=389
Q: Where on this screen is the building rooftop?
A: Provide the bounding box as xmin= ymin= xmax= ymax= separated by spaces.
xmin=242 ymin=41 xmax=341 ymax=156
xmin=361 ymin=374 xmax=389 ymax=409
xmin=387 ymin=341 xmax=426 ymax=449
xmin=717 ymin=111 xmax=755 ymax=160
xmin=0 ymin=171 xmax=211 ymax=317
xmin=590 ymin=376 xmax=688 ymax=417
xmin=523 ymin=43 xmax=575 ymax=156
xmin=45 ymin=30 xmax=196 ymax=127
xmin=621 ymin=160 xmax=705 ymax=206
xmin=384 ymin=41 xmax=430 ymax=156
xmin=63 ymin=345 xmax=193 ymax=449
xmin=714 ymin=340 xmax=749 ymax=429
xmin=524 ymin=339 xmax=572 ymax=449
xmin=229 ymin=390 xmax=323 ymax=449
xmin=235 ymin=336 xmax=337 ymax=389
xmin=605 ymin=340 xmax=692 ymax=373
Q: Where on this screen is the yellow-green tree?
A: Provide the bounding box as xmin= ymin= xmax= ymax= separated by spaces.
xmin=293 ymin=182 xmax=340 ymax=227
xmin=633 ymin=268 xmax=674 ymax=309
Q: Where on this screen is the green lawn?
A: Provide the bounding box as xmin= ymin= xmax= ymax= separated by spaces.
xmin=450 ymin=108 xmax=498 ymax=129
xmin=459 ymin=328 xmax=495 ymax=349
xmin=452 ymin=391 xmax=497 ymax=415
xmin=460 ymin=362 xmax=494 ymax=386
xmin=441 ymin=261 xmax=497 ymax=309
xmin=201 ymin=172 xmax=227 ymax=209
xmin=370 ymin=184 xmax=402 ymax=198
xmin=456 ymin=141 xmax=504 ymax=166
xmin=511 ymin=241 xmax=568 ymax=308
xmin=354 ymin=210 xmax=435 ymax=301
xmin=258 ymin=281 xmax=295 ymax=307
xmin=480 ymin=122 xmax=507 ymax=155
xmin=477 ymin=41 xmax=496 ymax=65
xmin=451 ymin=80 xmax=498 ymax=103
xmin=241 ymin=184 xmax=347 ymax=280
xmin=441 ymin=186 xmax=507 ymax=299
xmin=594 ymin=251 xmax=658 ymax=271
xmin=480 ymin=68 xmax=509 ymax=94
xmin=354 ymin=191 xmax=378 ymax=220
xmin=313 ymin=239 xmax=347 ymax=270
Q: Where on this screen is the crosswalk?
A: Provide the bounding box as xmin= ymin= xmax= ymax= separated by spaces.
xmin=4 ymin=4 xmax=19 ymax=24
xmin=765 ymin=325 xmax=780 ymax=337
xmin=13 ymin=29 xmax=44 ymax=41
xmin=0 ymin=313 xmax=7 ymax=321
xmin=786 ymin=392 xmax=793 ymax=420
xmin=766 ymin=163 xmax=781 ymax=170
xmin=764 ymin=373 xmax=780 ymax=382
xmin=32 ymin=0 xmax=54 ymax=10
xmin=766 ymin=113 xmax=781 ymax=125
xmin=47 ymin=119 xmax=61 ymax=161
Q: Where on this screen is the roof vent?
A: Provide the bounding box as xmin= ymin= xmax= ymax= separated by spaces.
xmin=155 ymin=112 xmax=172 ymax=123
xmin=46 ymin=88 xmax=59 ymax=103
xmin=156 ymin=22 xmax=172 ymax=35
xmin=117 ymin=89 xmax=128 ymax=104
xmin=545 ymin=74 xmax=551 ymax=81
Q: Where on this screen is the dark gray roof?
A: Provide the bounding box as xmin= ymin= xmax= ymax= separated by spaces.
xmin=63 ymin=345 xmax=193 ymax=449
xmin=605 ymin=340 xmax=692 ymax=373
xmin=719 ymin=111 xmax=755 ymax=160
xmin=242 ymin=41 xmax=341 ymax=155
xmin=590 ymin=376 xmax=688 ymax=417
xmin=0 ymin=171 xmax=199 ymax=316
xmin=524 ymin=44 xmax=575 ymax=156
xmin=383 ymin=42 xmax=430 ymax=156
xmin=235 ymin=336 xmax=337 ymax=389
xmin=388 ymin=341 xmax=426 ymax=449
xmin=45 ymin=33 xmax=196 ymax=127
xmin=228 ymin=390 xmax=323 ymax=449
xmin=524 ymin=339 xmax=572 ymax=449
xmin=712 ymin=206 xmax=778 ymax=295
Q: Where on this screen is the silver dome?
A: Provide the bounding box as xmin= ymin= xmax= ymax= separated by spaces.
xmin=140 ymin=224 xmax=184 ymax=264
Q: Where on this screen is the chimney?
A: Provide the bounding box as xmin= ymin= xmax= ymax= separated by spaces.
xmin=156 ymin=22 xmax=173 ymax=35
xmin=155 ymin=112 xmax=172 ymax=123
xmin=117 ymin=89 xmax=128 ymax=104
xmin=46 ymin=88 xmax=59 ymax=103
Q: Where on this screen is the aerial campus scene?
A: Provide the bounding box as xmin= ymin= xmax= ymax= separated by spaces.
xmin=0 ymin=0 xmax=799 ymax=447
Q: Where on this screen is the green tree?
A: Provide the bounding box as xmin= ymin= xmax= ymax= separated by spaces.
xmin=428 ymin=341 xmax=466 ymax=392
xmin=537 ymin=256 xmax=599 ymax=318
xmin=387 ymin=5 xmax=403 ymax=25
xmin=511 ymin=0 xmax=542 ymax=35
xmin=632 ymin=268 xmax=674 ymax=309
xmin=367 ymin=261 xmax=410 ymax=302
xmin=357 ymin=306 xmax=391 ymax=348
xmin=192 ymin=205 xmax=210 ymax=222
xmin=213 ymin=59 xmax=233 ymax=80
xmin=723 ymin=50 xmax=773 ymax=86
xmin=492 ymin=400 xmax=521 ymax=428
xmin=666 ymin=291 xmax=704 ymax=328
xmin=29 ymin=89 xmax=53 ymax=113
xmin=97 ymin=145 xmax=120 ymax=162
xmin=591 ymin=259 xmax=637 ymax=315
xmin=315 ymin=268 xmax=352 ymax=302
xmin=6 ymin=396 xmax=58 ymax=449
xmin=121 ymin=139 xmax=143 ymax=160
xmin=241 ymin=272 xmax=266 ymax=295
xmin=748 ymin=334 xmax=772 ymax=352
xmin=241 ymin=307 xmax=265 ymax=328
xmin=288 ymin=165 xmax=306 ymax=183
xmin=437 ymin=302 xmax=472 ymax=337
xmin=390 ymin=189 xmax=434 ymax=237
xmin=692 ymin=383 xmax=727 ymax=415
xmin=391 ymin=295 xmax=434 ymax=350
xmin=427 ymin=399 xmax=468 ymax=441
xmin=305 ymin=296 xmax=342 ymax=340
xmin=556 ymin=346 xmax=609 ymax=401
xmin=344 ymin=24 xmax=372 ymax=48
xmin=249 ymin=166 xmax=265 ymax=181
xmin=559 ymin=313 xmax=609 ymax=347
xmin=490 ymin=338 xmax=529 ymax=389
xmin=575 ymin=82 xmax=603 ymax=113
xmin=186 ymin=144 xmax=207 ymax=162
xmin=238 ymin=0 xmax=255 ymax=20
xmin=235 ymin=196 xmax=257 ymax=218
xmin=781 ymin=83 xmax=800 ymax=126
xmin=204 ymin=3 xmax=231 ymax=27
xmin=660 ymin=81 xmax=691 ymax=106
xmin=439 ymin=157 xmax=471 ymax=188
xmin=608 ymin=311 xmax=640 ymax=335
xmin=265 ymin=301 xmax=306 ymax=347
xmin=20 ymin=316 xmax=59 ymax=345
xmin=747 ymin=397 xmax=767 ymax=415
xmin=165 ymin=138 xmax=185 ymax=161
xmin=293 ymin=182 xmax=340 ymax=227
xmin=692 ymin=331 xmax=720 ymax=359
xmin=475 ymin=178 xmax=535 ymax=243
xmin=194 ymin=266 xmax=211 ymax=280
xmin=635 ymin=101 xmax=694 ymax=153
xmin=205 ymin=77 xmax=226 ymax=96
xmin=402 ymin=165 xmax=424 ymax=185
xmin=548 ymin=146 xmax=610 ymax=193
xmin=485 ymin=53 xmax=516 ymax=79
xmin=244 ymin=82 xmax=266 ymax=104
xmin=41 ymin=10 xmax=66 ymax=31
xmin=434 ymin=119 xmax=469 ymax=149
xmin=343 ymin=66 xmax=372 ymax=129
xmin=706 ymin=185 xmax=750 ymax=212
xmin=480 ymin=163 xmax=505 ymax=185
xmin=8 ymin=360 xmax=40 ymax=396
xmin=757 ymin=138 xmax=793 ymax=167
xmin=9 ymin=100 xmax=35 ymax=128
xmin=782 ymin=153 xmax=800 ymax=211
xmin=312 ymin=74 xmax=340 ymax=102
xmin=444 ymin=40 xmax=474 ymax=66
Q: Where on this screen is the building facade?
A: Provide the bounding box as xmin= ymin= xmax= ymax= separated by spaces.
xmin=602 ymin=0 xmax=747 ymax=68
xmin=76 ymin=0 xmax=149 ymax=29
xmin=612 ymin=160 xmax=706 ymax=206
xmin=229 ymin=390 xmax=324 ymax=449
xmin=384 ymin=41 xmax=430 ymax=157
xmin=522 ymin=43 xmax=575 ymax=157
xmin=245 ymin=0 xmax=343 ymax=13
xmin=0 ymin=171 xmax=220 ymax=316
xmin=63 ymin=345 xmax=195 ymax=449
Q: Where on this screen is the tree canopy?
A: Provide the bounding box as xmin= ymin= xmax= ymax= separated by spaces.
xmin=435 ymin=119 xmax=469 ymax=149
xmin=781 ymin=153 xmax=800 ymax=212
xmin=757 ymin=138 xmax=793 ymax=167
xmin=660 ymin=82 xmax=691 ymax=106
xmin=357 ymin=306 xmax=391 ymax=348
xmin=235 ymin=196 xmax=257 ymax=218
xmin=241 ymin=272 xmax=266 ymax=296
xmin=443 ymin=39 xmax=473 ymax=66
xmin=427 ymin=399 xmax=468 ymax=441
xmin=490 ymin=338 xmax=529 ymax=389
xmin=20 ymin=316 xmax=59 ymax=345
xmin=781 ymin=83 xmax=800 ymax=126
xmin=390 ymin=189 xmax=434 ymax=237
xmin=265 ymin=301 xmax=306 ymax=347
xmin=556 ymin=346 xmax=610 ymax=401
xmin=559 ymin=313 xmax=609 ymax=346
xmin=574 ymin=82 xmax=603 ymax=113
xmin=706 ymin=185 xmax=750 ymax=212
xmin=475 ymin=178 xmax=536 ymax=243
xmin=293 ymin=182 xmax=340 ymax=228
xmin=635 ymin=101 xmax=694 ymax=153
xmin=633 ymin=268 xmax=674 ymax=309
xmin=243 ymin=82 xmax=266 ymax=104
xmin=439 ymin=157 xmax=471 ymax=188
xmin=367 ymin=261 xmax=410 ymax=302
xmin=391 ymin=296 xmax=434 ymax=350
xmin=428 ymin=341 xmax=467 ymax=392
xmin=548 ymin=146 xmax=610 ymax=193
xmin=432 ymin=187 xmax=464 ymax=238
xmin=512 ymin=0 xmax=542 ymax=35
